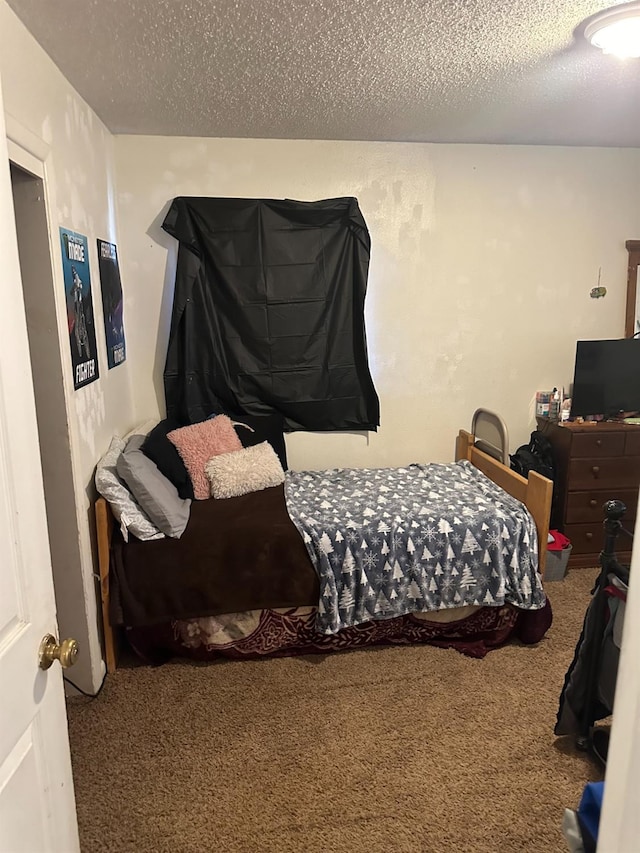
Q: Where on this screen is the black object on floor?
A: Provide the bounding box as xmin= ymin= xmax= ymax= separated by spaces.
xmin=555 ymin=499 xmax=631 ymax=754
xmin=590 ymin=726 xmax=610 ymax=767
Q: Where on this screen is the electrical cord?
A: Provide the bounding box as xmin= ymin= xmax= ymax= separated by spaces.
xmin=63 ymin=670 xmax=107 ymax=699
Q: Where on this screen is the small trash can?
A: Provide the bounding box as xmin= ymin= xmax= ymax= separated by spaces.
xmin=545 ymin=530 xmax=572 ymax=582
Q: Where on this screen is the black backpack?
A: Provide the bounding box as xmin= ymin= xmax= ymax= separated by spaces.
xmin=510 ymin=430 xmax=555 ymax=481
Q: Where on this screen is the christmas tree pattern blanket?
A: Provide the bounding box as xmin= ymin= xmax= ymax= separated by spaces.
xmin=284 ymin=460 xmax=545 ymax=635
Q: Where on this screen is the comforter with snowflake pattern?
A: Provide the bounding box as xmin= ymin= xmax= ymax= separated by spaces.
xmin=284 ymin=460 xmax=546 ymax=635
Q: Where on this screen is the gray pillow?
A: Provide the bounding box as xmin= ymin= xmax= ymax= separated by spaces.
xmin=117 ymin=434 xmax=191 ymax=538
xmin=95 ymin=436 xmax=164 ymax=542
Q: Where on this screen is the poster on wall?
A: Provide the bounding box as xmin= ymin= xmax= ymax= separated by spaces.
xmin=59 ymin=227 xmax=100 ymax=390
xmin=97 ymin=239 xmax=126 ymax=369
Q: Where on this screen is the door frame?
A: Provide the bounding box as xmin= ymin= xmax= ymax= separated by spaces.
xmin=5 ymin=113 xmax=104 ymax=690
xmin=0 ymin=95 xmax=80 ymax=853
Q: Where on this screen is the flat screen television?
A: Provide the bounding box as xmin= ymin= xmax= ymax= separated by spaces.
xmin=570 ymin=338 xmax=640 ymax=419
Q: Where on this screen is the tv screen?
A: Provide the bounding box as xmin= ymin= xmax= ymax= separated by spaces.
xmin=570 ymin=338 xmax=640 ymax=418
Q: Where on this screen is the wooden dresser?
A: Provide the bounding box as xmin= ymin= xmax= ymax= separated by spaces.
xmin=538 ymin=419 xmax=640 ymax=568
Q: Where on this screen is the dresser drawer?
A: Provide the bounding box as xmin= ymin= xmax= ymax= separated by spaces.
xmin=568 ymin=456 xmax=640 ymax=490
xmin=563 ymin=523 xmax=605 ymax=556
xmin=566 ymin=489 xmax=639 ymax=524
xmin=570 ymin=432 xmax=626 ymax=458
xmin=626 ymin=431 xmax=640 ymax=456
xmin=564 ymin=518 xmax=636 ymax=555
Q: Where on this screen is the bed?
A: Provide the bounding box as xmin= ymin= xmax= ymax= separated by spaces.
xmin=96 ymin=414 xmax=553 ymax=672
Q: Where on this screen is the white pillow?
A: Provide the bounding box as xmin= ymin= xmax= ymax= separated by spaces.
xmin=205 ymin=442 xmax=285 ymax=499
xmin=95 ymin=436 xmax=164 ymax=542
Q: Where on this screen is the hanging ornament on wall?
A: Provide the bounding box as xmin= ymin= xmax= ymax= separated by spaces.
xmin=590 ymin=267 xmax=607 ymax=299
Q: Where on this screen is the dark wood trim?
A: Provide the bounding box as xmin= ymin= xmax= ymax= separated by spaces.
xmin=626 ymin=240 xmax=640 ymax=338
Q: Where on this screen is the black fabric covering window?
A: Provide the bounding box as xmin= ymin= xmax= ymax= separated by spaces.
xmin=161 ymin=197 xmax=380 ymax=431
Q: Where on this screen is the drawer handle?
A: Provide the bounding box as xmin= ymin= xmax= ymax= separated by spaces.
xmin=596 ymin=439 xmax=602 ymax=447
xmin=586 ymin=532 xmax=593 ymax=540
xmin=591 ymin=466 xmax=600 ymax=477
xmin=589 ymin=499 xmax=598 ymax=507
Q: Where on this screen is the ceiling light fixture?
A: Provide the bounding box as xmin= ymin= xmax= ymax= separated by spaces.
xmin=584 ymin=1 xmax=640 ymax=58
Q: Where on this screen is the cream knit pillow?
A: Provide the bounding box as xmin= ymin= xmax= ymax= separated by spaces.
xmin=205 ymin=442 xmax=285 ymax=499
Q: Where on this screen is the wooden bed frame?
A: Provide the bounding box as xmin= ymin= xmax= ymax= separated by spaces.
xmin=455 ymin=429 xmax=551 ymax=579
xmin=95 ymin=428 xmax=552 ymax=673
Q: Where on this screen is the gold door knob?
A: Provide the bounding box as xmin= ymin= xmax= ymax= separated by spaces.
xmin=39 ymin=634 xmax=79 ymax=670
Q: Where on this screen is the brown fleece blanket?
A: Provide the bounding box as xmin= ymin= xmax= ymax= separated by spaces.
xmin=110 ymin=485 xmax=319 ymax=627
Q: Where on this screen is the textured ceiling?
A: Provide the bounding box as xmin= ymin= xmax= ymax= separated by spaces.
xmin=6 ymin=0 xmax=640 ymax=145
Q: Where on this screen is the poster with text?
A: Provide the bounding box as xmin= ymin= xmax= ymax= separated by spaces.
xmin=97 ymin=239 xmax=126 ymax=369
xmin=60 ymin=228 xmax=99 ymax=389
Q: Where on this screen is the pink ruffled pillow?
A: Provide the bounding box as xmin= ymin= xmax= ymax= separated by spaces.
xmin=167 ymin=416 xmax=242 ymax=499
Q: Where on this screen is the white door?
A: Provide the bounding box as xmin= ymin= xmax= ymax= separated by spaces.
xmin=0 ymin=94 xmax=79 ymax=850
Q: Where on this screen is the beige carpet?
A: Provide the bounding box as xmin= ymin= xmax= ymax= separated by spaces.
xmin=67 ymin=568 xmax=603 ymax=853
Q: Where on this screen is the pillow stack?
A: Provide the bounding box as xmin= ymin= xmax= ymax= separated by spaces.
xmin=95 ymin=411 xmax=290 ymax=540
xmin=164 ymin=413 xmax=288 ymax=501
xmin=95 ymin=420 xmax=192 ymax=542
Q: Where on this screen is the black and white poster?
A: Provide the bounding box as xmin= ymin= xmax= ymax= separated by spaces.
xmin=97 ymin=239 xmax=126 ymax=369
xmin=60 ymin=228 xmax=99 ymax=390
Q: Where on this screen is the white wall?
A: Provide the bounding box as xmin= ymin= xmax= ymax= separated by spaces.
xmin=0 ymin=1 xmax=137 ymax=690
xmin=114 ymin=136 xmax=640 ymax=470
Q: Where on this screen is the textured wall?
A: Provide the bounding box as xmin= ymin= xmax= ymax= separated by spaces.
xmin=0 ymin=1 xmax=137 ymax=690
xmin=6 ymin=0 xmax=640 ymax=146
xmin=114 ymin=136 xmax=640 ymax=469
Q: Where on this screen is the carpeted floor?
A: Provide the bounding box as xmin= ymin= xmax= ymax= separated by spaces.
xmin=67 ymin=568 xmax=604 ymax=853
